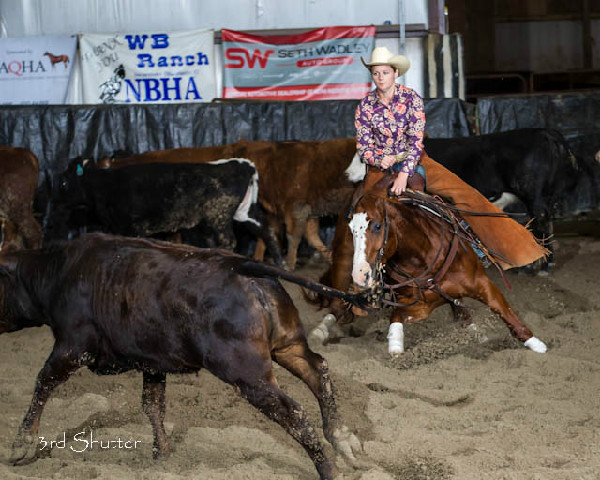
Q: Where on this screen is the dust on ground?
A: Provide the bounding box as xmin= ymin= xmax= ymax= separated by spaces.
xmin=1 ymin=234 xmax=599 ymax=479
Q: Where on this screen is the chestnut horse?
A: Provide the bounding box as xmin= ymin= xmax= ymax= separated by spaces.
xmin=43 ymin=52 xmax=69 ymax=68
xmin=310 ymin=174 xmax=547 ymax=356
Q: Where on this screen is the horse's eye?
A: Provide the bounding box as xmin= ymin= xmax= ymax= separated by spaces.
xmin=60 ymin=180 xmax=68 ymax=191
xmin=372 ymin=223 xmax=382 ymax=233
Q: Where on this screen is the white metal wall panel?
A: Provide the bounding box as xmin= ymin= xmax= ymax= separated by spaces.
xmin=1 ymin=0 xmax=429 ymax=37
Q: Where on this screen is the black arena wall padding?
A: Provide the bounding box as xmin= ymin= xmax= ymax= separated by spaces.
xmin=1 ymin=94 xmax=598 ymax=229
xmin=0 ymin=98 xmax=473 ymax=197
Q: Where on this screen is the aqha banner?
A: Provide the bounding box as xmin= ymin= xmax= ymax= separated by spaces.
xmin=0 ymin=36 xmax=77 ymax=104
xmin=222 ymin=26 xmax=375 ymax=101
xmin=79 ymin=29 xmax=216 ymax=104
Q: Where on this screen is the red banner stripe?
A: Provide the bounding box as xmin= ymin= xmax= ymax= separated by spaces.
xmin=221 ymin=26 xmax=376 ymax=46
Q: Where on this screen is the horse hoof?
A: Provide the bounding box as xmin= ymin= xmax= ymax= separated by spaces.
xmin=389 ymin=348 xmax=404 ymax=358
xmin=524 ymin=337 xmax=547 ymax=353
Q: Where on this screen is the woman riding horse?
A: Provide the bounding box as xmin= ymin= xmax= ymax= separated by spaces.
xmin=310 ymin=47 xmax=548 ymax=354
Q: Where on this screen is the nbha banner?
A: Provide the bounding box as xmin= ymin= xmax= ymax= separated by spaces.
xmin=79 ymin=29 xmax=216 ymax=104
xmin=221 ymin=26 xmax=375 ymax=101
xmin=0 ymin=36 xmax=77 ymax=104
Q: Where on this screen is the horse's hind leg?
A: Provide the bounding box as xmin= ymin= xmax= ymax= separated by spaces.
xmin=475 ymin=278 xmax=547 ymax=353
xmin=272 ymin=341 xmax=361 ymax=461
xmin=236 ymin=375 xmax=336 ymax=480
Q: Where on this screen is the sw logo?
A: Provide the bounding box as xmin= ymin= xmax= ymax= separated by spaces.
xmin=224 ymin=48 xmax=275 ymax=68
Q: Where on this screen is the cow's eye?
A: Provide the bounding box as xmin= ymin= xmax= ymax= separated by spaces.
xmin=60 ymin=180 xmax=68 ymax=191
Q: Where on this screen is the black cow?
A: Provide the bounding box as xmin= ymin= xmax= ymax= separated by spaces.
xmin=424 ymin=128 xmax=582 ymax=273
xmin=45 ymin=158 xmax=283 ymax=265
xmin=0 ymin=233 xmax=361 ymax=478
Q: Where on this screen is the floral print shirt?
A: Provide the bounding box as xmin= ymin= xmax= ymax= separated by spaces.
xmin=354 ymin=84 xmax=426 ymax=175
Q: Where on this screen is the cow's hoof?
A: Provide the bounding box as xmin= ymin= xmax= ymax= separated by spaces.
xmin=524 ymin=337 xmax=547 ymax=353
xmin=152 ymin=444 xmax=172 ymax=460
xmin=10 ymin=434 xmax=38 ymax=465
xmin=332 ymin=425 xmax=362 ymax=461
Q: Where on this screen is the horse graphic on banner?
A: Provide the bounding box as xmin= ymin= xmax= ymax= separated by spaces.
xmin=43 ymin=52 xmax=70 ymax=68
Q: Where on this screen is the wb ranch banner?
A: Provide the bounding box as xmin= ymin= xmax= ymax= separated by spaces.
xmin=79 ymin=29 xmax=216 ymax=104
xmin=221 ymin=26 xmax=375 ymax=101
xmin=0 ymin=36 xmax=77 ymax=104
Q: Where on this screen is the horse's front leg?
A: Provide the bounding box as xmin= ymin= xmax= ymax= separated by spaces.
xmin=387 ymin=303 xmax=434 ymax=357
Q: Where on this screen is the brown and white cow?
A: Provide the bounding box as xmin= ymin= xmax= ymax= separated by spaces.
xmin=102 ymin=138 xmax=365 ymax=269
xmin=0 ymin=146 xmax=43 ymax=252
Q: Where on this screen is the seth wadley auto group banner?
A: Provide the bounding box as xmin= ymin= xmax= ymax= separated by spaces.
xmin=221 ymin=26 xmax=375 ymax=101
xmin=79 ymin=28 xmax=216 ymax=104
xmin=0 ymin=36 xmax=77 ymax=104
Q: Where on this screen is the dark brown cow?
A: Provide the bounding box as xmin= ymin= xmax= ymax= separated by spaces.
xmin=0 ymin=146 xmax=43 ymax=252
xmin=0 ymin=233 xmax=361 ymax=478
xmin=104 ymin=138 xmax=363 ymax=269
xmin=309 ymin=174 xmax=548 ymax=356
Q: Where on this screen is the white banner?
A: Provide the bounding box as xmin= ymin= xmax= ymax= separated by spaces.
xmin=79 ymin=29 xmax=216 ymax=104
xmin=0 ymin=36 xmax=77 ymax=104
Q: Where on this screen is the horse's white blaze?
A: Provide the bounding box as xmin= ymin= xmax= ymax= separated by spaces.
xmin=344 ymin=153 xmax=366 ymax=183
xmin=388 ymin=323 xmax=404 ymax=356
xmin=492 ymin=192 xmax=520 ymax=211
xmin=524 ymin=336 xmax=547 ymax=353
xmin=348 ymin=212 xmax=372 ymax=287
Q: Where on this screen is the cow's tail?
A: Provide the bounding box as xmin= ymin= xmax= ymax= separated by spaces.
xmin=236 ymin=259 xmax=367 ymax=308
xmin=301 ymin=265 xmax=335 ymax=309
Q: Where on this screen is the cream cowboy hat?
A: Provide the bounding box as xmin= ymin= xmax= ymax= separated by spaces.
xmin=361 ymin=46 xmax=411 ymax=76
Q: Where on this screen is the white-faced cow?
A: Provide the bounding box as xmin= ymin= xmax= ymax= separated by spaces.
xmin=102 ymin=138 xmax=365 ymax=270
xmin=44 ymin=158 xmax=283 ymax=265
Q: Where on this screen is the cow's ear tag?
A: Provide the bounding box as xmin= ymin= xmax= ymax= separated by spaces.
xmin=76 ymin=165 xmax=84 ymax=176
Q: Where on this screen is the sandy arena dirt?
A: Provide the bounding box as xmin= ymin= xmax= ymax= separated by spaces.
xmin=1 ymin=234 xmax=599 ymax=480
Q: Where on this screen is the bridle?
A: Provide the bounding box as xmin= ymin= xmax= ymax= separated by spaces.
xmin=348 ymin=188 xmax=514 ymax=310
